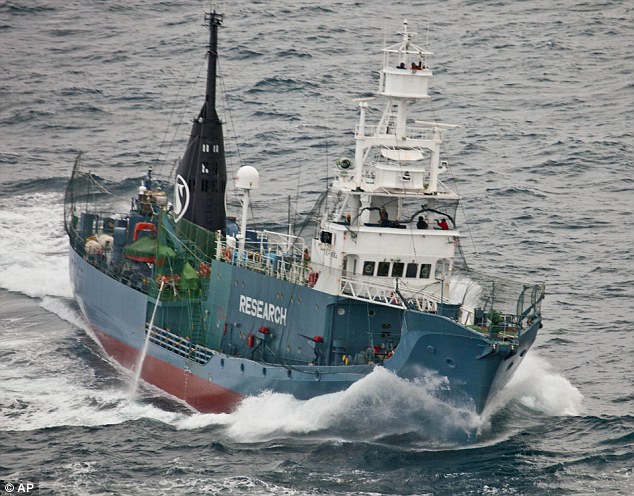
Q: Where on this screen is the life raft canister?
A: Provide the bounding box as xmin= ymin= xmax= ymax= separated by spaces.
xmin=308 ymin=272 xmax=319 ymax=287
xmin=246 ymin=334 xmax=255 ymax=348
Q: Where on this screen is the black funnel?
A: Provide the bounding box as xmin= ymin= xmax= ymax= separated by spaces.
xmin=173 ymin=10 xmax=227 ymax=233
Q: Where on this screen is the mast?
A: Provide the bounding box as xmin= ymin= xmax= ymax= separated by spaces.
xmin=173 ymin=7 xmax=227 ymax=233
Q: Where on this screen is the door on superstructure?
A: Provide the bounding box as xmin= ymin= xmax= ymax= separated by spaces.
xmin=343 ymin=255 xmax=359 ymax=278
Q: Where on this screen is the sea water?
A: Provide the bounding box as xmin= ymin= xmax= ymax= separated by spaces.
xmin=0 ymin=0 xmax=632 ymax=494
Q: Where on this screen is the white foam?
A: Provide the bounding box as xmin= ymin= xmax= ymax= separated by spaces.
xmin=176 ymin=367 xmax=482 ymax=444
xmin=0 ymin=297 xmax=187 ymax=432
xmin=0 ymin=334 xmax=189 ymax=432
xmin=0 ymin=376 xmax=186 ymax=432
xmin=39 ymin=296 xmax=86 ymax=328
xmin=0 ymin=192 xmax=72 ymax=298
xmin=488 ymin=352 xmax=584 ymax=416
xmin=448 ymin=272 xmax=483 ymax=311
xmin=175 ymin=354 xmax=583 ymax=444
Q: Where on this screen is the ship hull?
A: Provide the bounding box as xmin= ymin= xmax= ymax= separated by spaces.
xmin=69 ymin=246 xmax=537 ymax=416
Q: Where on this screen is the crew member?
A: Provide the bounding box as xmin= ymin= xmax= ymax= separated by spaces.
xmin=437 ymin=218 xmax=449 ymax=230
xmin=380 ymin=208 xmax=390 ymax=227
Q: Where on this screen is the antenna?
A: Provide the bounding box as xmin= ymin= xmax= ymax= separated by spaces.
xmin=425 ymin=19 xmax=430 ymax=49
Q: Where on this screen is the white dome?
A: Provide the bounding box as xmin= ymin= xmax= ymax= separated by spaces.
xmin=235 ymin=166 xmax=260 ymax=190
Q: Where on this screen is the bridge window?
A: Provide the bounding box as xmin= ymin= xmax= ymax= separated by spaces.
xmin=392 ymin=262 xmax=404 ymax=277
xmin=406 ymin=263 xmax=418 ymax=278
xmin=363 ymin=261 xmax=375 ymax=276
xmin=420 ymin=264 xmax=431 ymax=279
xmin=377 ymin=261 xmax=390 ymax=277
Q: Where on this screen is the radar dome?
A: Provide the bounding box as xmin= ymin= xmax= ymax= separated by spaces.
xmin=235 ymin=166 xmax=260 ymax=190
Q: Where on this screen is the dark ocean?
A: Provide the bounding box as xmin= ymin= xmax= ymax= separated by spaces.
xmin=1 ymin=0 xmax=632 ymax=494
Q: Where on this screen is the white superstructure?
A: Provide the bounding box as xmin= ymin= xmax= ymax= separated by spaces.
xmin=311 ymin=20 xmax=461 ymax=306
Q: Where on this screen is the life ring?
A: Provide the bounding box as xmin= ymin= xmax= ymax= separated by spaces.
xmin=308 ymin=272 xmax=319 ymax=287
xmin=198 ymin=262 xmax=211 ymax=277
xmin=133 ymin=222 xmax=156 ymax=241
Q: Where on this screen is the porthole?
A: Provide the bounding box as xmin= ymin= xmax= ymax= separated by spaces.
xmin=220 ymin=358 xmax=225 ymax=368
xmin=427 ymin=346 xmax=436 ymax=354
xmin=337 ymin=307 xmax=346 ymax=316
xmin=445 ymin=358 xmax=456 ymax=369
xmin=262 ymin=367 xmax=267 ymax=376
xmin=287 ymin=369 xmax=292 ymax=379
xmin=506 ymin=362 xmax=514 ymax=371
xmin=240 ymin=363 xmax=245 ymax=373
xmin=520 ymin=349 xmax=526 ymax=357
xmin=368 ymin=309 xmax=376 ymax=317
xmin=314 ymin=370 xmax=321 ymax=381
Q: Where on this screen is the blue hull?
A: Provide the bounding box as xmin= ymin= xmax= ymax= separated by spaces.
xmin=69 ymin=246 xmax=538 ymax=416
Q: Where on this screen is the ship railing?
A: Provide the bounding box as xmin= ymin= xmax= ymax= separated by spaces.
xmin=339 ymin=276 xmax=447 ymax=313
xmin=450 ymin=269 xmax=546 ymax=339
xmin=145 ymin=323 xmax=214 ymax=365
xmin=356 ymin=124 xmax=435 ymax=141
xmin=215 ymin=234 xmax=311 ymax=285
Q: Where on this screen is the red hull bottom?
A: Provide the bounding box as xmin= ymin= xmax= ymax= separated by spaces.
xmin=94 ymin=329 xmax=244 ymax=413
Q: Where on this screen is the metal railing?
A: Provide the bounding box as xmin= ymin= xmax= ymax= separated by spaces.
xmin=145 ymin=323 xmax=214 ymax=365
xmin=339 ymin=276 xmax=444 ymax=313
xmin=215 ymin=231 xmax=311 ymax=286
xmin=355 ymin=124 xmax=435 ymax=141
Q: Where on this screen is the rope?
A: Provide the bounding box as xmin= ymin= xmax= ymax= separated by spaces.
xmin=430 ymin=107 xmax=479 ymax=257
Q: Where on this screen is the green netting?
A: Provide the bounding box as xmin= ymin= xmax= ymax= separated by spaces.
xmin=148 ymin=212 xmax=216 ymax=299
xmin=159 ymin=212 xmax=216 ymax=265
xmin=179 ymin=262 xmax=200 ymax=291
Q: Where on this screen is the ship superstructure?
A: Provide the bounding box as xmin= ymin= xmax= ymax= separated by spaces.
xmin=311 ymin=21 xmax=461 ymax=311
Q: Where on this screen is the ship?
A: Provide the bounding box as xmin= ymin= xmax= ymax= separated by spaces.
xmin=64 ymin=9 xmax=545 ymax=431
